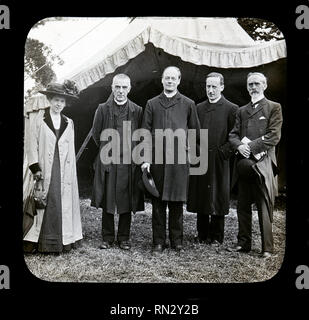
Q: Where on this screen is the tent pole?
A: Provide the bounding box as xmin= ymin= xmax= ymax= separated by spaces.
xmin=76 ymin=128 xmax=92 ymax=162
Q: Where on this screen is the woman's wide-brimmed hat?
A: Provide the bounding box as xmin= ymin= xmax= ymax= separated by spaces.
xmin=39 ymin=80 xmax=79 ymax=100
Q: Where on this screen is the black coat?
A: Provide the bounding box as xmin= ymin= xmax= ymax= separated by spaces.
xmin=187 ymin=95 xmax=238 ymax=215
xmin=91 ymin=95 xmax=144 ymax=213
xmin=142 ymin=92 xmax=200 ymax=202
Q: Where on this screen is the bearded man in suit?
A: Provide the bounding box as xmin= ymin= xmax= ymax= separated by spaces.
xmin=229 ymin=72 xmax=283 ymax=258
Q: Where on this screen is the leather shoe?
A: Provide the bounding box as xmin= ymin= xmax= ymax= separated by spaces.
xmin=194 ymin=236 xmax=210 ymax=244
xmin=119 ymin=241 xmax=131 ymax=250
xmin=171 ymin=244 xmax=184 ymax=252
xmin=99 ymin=241 xmax=113 ymax=249
xmin=262 ymin=251 xmax=272 ymax=258
xmin=235 ymin=245 xmax=250 ymax=253
xmin=210 ymin=240 xmax=221 ymax=247
xmin=152 ymin=244 xmax=163 ymax=254
xmin=174 ymin=244 xmax=184 ymax=252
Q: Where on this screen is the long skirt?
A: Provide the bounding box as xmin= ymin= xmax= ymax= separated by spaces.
xmin=37 ymin=141 xmax=63 ymax=253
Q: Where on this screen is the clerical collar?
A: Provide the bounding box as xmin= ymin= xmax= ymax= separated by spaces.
xmin=209 ymin=95 xmax=222 ymax=104
xmin=114 ymin=98 xmax=127 ymax=105
xmin=164 ymin=91 xmax=177 ymax=98
xmin=251 ymin=95 xmax=264 ymax=105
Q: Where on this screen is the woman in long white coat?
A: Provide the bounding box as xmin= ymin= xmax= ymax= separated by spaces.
xmin=23 ymin=81 xmax=83 ymax=253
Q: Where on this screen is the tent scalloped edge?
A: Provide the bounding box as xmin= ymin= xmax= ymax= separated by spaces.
xmin=71 ymin=26 xmax=287 ymax=92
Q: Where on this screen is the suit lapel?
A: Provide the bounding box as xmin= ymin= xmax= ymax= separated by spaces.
xmin=245 ymin=102 xmax=254 ymax=116
xmin=58 ymin=113 xmax=68 ymax=138
xmin=43 ymin=107 xmax=68 ymax=139
xmin=247 ymin=98 xmax=267 ymax=119
xmin=43 ymin=108 xmax=54 ymax=134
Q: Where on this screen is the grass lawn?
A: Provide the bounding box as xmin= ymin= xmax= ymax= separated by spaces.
xmin=24 ymin=196 xmax=286 ymax=283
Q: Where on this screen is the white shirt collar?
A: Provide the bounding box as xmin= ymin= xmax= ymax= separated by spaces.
xmin=209 ymin=95 xmax=222 ymax=104
xmin=251 ymin=94 xmax=265 ymax=105
xmin=114 ymin=98 xmax=127 ymax=105
xmin=164 ymin=90 xmax=177 ymax=98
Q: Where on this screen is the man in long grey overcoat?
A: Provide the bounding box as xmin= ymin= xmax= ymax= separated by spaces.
xmin=187 ymin=72 xmax=238 ymax=246
xmin=229 ymin=72 xmax=283 ymax=258
xmin=91 ymin=74 xmax=144 ymax=250
xmin=141 ymin=66 xmax=200 ymax=254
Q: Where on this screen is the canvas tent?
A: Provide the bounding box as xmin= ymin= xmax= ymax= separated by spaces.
xmin=26 ymin=17 xmax=287 ymax=190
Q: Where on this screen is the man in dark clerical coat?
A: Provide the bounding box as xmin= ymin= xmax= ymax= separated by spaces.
xmin=228 ymin=72 xmax=283 ymax=258
xmin=141 ymin=66 xmax=200 ymax=254
xmin=91 ymin=74 xmax=144 ymax=250
xmin=187 ymin=72 xmax=238 ymax=246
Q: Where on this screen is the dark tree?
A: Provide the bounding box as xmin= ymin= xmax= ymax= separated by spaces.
xmin=24 ymin=18 xmax=64 ymax=101
xmin=25 ymin=38 xmax=56 ymax=86
xmin=24 ymin=38 xmax=64 ymax=100
xmin=237 ymin=18 xmax=284 ymax=41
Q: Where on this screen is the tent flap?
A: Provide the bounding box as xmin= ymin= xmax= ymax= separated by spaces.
xmin=68 ymin=18 xmax=287 ymax=92
xmin=149 ymin=28 xmax=286 ymax=68
xmin=72 ymin=27 xmax=150 ymax=91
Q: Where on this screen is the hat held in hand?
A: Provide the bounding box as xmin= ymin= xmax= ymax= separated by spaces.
xmin=142 ymin=170 xmax=159 ymax=198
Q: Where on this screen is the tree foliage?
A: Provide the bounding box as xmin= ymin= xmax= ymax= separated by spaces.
xmin=25 ymin=38 xmax=56 ymax=87
xmin=24 ymin=20 xmax=64 ymax=100
xmin=32 ymin=17 xmax=64 ymax=28
xmin=237 ymin=18 xmax=284 ymax=42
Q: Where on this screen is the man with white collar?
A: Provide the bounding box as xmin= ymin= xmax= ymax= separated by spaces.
xmin=187 ymin=72 xmax=238 ymax=247
xmin=229 ymin=72 xmax=283 ymax=258
xmin=142 ymin=66 xmax=200 ymax=254
xmin=91 ymin=73 xmax=144 ymax=250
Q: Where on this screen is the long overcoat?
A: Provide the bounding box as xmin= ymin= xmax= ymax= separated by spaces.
xmin=91 ymin=95 xmax=144 ymax=213
xmin=142 ymin=92 xmax=200 ymax=202
xmin=187 ymin=95 xmax=238 ymax=215
xmin=228 ymin=97 xmax=283 ymax=220
xmin=23 ymin=108 xmax=83 ymax=245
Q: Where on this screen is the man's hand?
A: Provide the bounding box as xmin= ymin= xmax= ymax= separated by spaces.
xmin=238 ymin=144 xmax=251 ymax=158
xmin=33 ymin=171 xmax=43 ymax=181
xmin=141 ymin=162 xmax=150 ymax=172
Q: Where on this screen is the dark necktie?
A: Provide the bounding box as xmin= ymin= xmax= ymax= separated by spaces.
xmin=252 ymin=101 xmax=259 ymax=109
